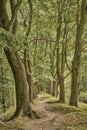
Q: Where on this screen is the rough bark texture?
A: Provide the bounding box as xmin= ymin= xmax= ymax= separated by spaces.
xmin=0 ymin=0 xmax=32 ymax=118
xmin=4 ymin=47 xmax=30 ymax=116
xmin=24 ymin=49 xmax=33 ymax=102
xmin=9 ymin=0 xmax=18 ymax=34
xmin=0 ymin=0 xmax=9 ymax=29
xmin=69 ymin=0 xmax=86 ymax=106
xmin=56 ymin=0 xmax=65 ymax=103
xmin=49 ymin=51 xmax=56 ymax=96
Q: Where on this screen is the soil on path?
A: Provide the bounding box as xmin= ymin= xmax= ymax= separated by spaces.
xmin=1 ymin=92 xmax=65 ymax=130
xmin=1 ymin=92 xmax=87 ymax=130
xmin=0 ymin=93 xmax=87 ymax=130
xmin=26 ymin=92 xmax=64 ymax=130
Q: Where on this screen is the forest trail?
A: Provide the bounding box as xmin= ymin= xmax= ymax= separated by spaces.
xmin=1 ymin=92 xmax=87 ymax=130
xmin=27 ymin=92 xmax=64 ymax=130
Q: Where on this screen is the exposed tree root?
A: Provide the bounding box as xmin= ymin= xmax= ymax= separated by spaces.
xmin=27 ymin=110 xmax=41 ymax=119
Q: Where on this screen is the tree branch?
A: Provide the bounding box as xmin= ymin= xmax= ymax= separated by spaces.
xmin=9 ymin=0 xmax=22 ymax=33
xmin=25 ymin=0 xmax=33 ymax=37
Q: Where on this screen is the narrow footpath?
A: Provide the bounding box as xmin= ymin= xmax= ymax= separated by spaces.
xmin=27 ymin=92 xmax=64 ymax=130
xmin=2 ymin=92 xmax=87 ymax=130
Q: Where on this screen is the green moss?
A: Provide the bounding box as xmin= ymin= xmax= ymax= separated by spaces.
xmin=47 ymin=96 xmax=58 ymax=103
xmin=47 ymin=103 xmax=82 ymax=114
xmin=1 ymin=106 xmax=15 ymax=121
xmin=38 ymin=93 xmax=52 ymax=99
xmin=79 ymin=102 xmax=87 ymax=111
xmin=75 ymin=127 xmax=87 ymax=130
xmin=59 ymin=126 xmax=87 ymax=130
xmin=58 ymin=111 xmax=87 ymax=130
xmin=79 ymin=92 xmax=87 ymax=103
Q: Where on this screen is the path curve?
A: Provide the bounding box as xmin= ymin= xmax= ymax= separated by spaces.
xmin=27 ymin=92 xmax=64 ymax=130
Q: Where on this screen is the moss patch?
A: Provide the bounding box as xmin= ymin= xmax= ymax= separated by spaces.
xmin=1 ymin=106 xmax=15 ymax=121
xmin=0 ymin=118 xmax=27 ymax=130
xmin=38 ymin=92 xmax=52 ymax=100
xmin=46 ymin=103 xmax=82 ymax=114
xmin=58 ymin=111 xmax=87 ymax=130
xmin=47 ymin=96 xmax=59 ymax=103
xmin=79 ymin=102 xmax=87 ymax=111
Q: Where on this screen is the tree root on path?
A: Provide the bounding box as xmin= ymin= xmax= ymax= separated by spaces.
xmin=3 ymin=109 xmax=41 ymax=122
xmin=27 ymin=110 xmax=41 ymax=119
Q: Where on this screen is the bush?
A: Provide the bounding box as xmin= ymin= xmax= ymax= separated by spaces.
xmin=79 ymin=92 xmax=87 ymax=103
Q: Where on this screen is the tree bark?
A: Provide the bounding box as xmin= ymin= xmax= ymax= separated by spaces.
xmin=0 ymin=0 xmax=33 ymax=118
xmin=56 ymin=0 xmax=65 ymax=103
xmin=4 ymin=47 xmax=31 ymax=116
xmin=69 ymin=0 xmax=86 ymax=106
xmin=23 ymin=0 xmax=33 ymax=102
xmin=24 ymin=49 xmax=33 ymax=102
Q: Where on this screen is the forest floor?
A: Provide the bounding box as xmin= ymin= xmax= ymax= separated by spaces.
xmin=0 ymin=92 xmax=87 ymax=130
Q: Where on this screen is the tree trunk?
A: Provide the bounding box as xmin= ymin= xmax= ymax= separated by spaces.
xmin=0 ymin=0 xmax=33 ymax=119
xmin=55 ymin=83 xmax=59 ymax=98
xmin=59 ymin=77 xmax=65 ymax=103
xmin=59 ymin=23 xmax=66 ymax=103
xmin=4 ymin=47 xmax=31 ymax=116
xmin=69 ymin=57 xmax=79 ymax=106
xmin=33 ymin=85 xmax=37 ymax=99
xmin=24 ymin=49 xmax=33 ymax=102
xmin=56 ymin=0 xmax=65 ymax=103
xmin=48 ymin=81 xmax=52 ymax=95
xmin=69 ymin=0 xmax=86 ymax=106
xmin=52 ymin=81 xmax=56 ymax=96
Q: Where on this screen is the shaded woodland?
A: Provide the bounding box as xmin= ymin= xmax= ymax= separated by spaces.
xmin=0 ymin=0 xmax=87 ymax=130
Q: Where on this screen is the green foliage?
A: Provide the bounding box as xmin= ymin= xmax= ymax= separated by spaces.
xmin=79 ymin=92 xmax=87 ymax=103
xmin=0 ymin=0 xmax=87 ymax=118
xmin=0 ymin=46 xmax=15 ymax=113
xmin=1 ymin=106 xmax=15 ymax=121
xmin=0 ymin=28 xmax=15 ymax=46
xmin=0 ymin=28 xmax=23 ymax=48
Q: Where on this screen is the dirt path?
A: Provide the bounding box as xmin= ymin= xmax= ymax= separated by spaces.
xmin=2 ymin=92 xmax=87 ymax=130
xmin=2 ymin=93 xmax=65 ymax=130
xmin=27 ymin=92 xmax=64 ymax=130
